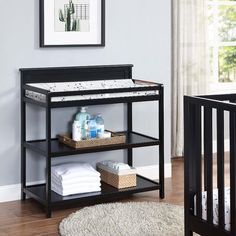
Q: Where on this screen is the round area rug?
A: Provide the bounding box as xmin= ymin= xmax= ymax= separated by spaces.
xmin=59 ymin=202 xmax=185 ymax=236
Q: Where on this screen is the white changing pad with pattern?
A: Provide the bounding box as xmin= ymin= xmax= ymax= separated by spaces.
xmin=194 ymin=187 xmax=230 ymax=231
xmin=25 ymin=79 xmax=158 ymax=102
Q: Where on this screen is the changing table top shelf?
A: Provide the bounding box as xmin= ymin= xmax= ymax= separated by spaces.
xmin=21 ymin=65 xmax=163 ymax=107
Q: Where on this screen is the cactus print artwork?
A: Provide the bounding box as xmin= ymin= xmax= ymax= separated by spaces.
xmin=55 ymin=0 xmax=90 ymax=32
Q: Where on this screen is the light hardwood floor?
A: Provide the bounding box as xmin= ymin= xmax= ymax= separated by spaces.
xmin=0 ymin=159 xmax=184 ymax=236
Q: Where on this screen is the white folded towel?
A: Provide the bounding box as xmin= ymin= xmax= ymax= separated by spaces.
xmin=51 ymin=183 xmax=101 ymax=196
xmin=51 ymin=162 xmax=100 ymax=182
xmin=51 ymin=180 xmax=101 ymax=191
xmin=51 ymin=175 xmax=101 ymax=186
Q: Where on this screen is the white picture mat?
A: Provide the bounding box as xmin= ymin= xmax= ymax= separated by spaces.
xmin=43 ymin=0 xmax=102 ymax=45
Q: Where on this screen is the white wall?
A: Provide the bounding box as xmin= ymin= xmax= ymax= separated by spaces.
xmin=0 ymin=0 xmax=171 ymax=186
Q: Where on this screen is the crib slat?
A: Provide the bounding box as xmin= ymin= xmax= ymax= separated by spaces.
xmin=195 ymin=104 xmax=202 ymax=219
xmin=204 ymin=107 xmax=213 ymax=224
xmin=217 ymin=109 xmax=225 ymax=229
xmin=230 ymin=111 xmax=236 ymax=234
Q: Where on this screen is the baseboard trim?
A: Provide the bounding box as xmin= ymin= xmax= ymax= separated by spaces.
xmin=0 ymin=180 xmax=44 ymax=203
xmin=0 ymin=164 xmax=172 ymax=203
xmin=136 ymin=163 xmax=172 ymax=180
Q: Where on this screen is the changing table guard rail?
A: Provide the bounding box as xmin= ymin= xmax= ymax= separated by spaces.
xmin=20 ymin=64 xmax=163 ymax=107
xmin=22 ymin=81 xmax=161 ymax=107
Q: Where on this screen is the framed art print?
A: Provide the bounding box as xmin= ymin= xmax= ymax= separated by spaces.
xmin=40 ymin=0 xmax=105 ymax=47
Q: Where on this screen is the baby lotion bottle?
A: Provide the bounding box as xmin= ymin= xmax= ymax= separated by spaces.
xmin=75 ymin=107 xmax=90 ymax=140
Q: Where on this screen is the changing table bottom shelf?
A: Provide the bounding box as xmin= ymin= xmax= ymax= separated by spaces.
xmin=23 ymin=175 xmax=160 ymax=207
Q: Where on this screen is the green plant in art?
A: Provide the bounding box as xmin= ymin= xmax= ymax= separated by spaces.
xmin=59 ymin=0 xmax=80 ymax=32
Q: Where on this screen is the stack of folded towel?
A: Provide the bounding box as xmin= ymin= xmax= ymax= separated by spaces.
xmin=51 ymin=162 xmax=101 ymax=196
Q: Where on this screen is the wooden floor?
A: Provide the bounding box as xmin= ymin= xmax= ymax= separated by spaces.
xmin=0 ymin=159 xmax=184 ymax=236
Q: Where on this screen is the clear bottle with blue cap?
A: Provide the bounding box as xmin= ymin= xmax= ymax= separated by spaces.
xmin=96 ymin=114 xmax=105 ymax=138
xmin=89 ymin=116 xmax=97 ymax=139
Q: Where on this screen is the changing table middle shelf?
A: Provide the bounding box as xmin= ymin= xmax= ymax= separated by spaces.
xmin=24 ymin=131 xmax=160 ymax=158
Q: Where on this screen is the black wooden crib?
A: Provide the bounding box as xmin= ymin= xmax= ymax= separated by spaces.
xmin=184 ymin=94 xmax=236 ymax=236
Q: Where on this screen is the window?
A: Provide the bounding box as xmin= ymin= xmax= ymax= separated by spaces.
xmin=208 ymin=0 xmax=236 ymax=91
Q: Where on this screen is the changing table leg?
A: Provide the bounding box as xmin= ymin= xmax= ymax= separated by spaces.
xmin=127 ymin=103 xmax=133 ymax=166
xmin=45 ymin=98 xmax=52 ymax=218
xmin=159 ymin=86 xmax=164 ymax=199
xmin=21 ymin=97 xmax=26 ymax=201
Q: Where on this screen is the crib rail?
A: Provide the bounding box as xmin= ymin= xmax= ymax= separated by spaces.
xmin=184 ymin=95 xmax=236 ymax=236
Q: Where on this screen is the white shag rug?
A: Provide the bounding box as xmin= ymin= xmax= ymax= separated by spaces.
xmin=59 ymin=202 xmax=185 ymax=236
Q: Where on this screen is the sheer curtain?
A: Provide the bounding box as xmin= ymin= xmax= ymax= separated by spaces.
xmin=172 ymin=0 xmax=210 ymax=157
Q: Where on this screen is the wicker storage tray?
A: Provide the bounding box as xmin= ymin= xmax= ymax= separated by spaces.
xmin=58 ymin=131 xmax=126 ymax=149
xmin=97 ymin=166 xmax=137 ymax=189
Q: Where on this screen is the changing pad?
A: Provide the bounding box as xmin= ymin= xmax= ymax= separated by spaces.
xmin=25 ymin=79 xmax=158 ymax=103
xmin=194 ymin=187 xmax=231 ymax=231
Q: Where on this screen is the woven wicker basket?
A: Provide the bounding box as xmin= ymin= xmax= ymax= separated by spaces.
xmin=97 ymin=167 xmax=136 ymax=189
xmin=58 ymin=131 xmax=126 ymax=149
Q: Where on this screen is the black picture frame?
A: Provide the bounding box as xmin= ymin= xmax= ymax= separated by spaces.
xmin=40 ymin=0 xmax=105 ymax=47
